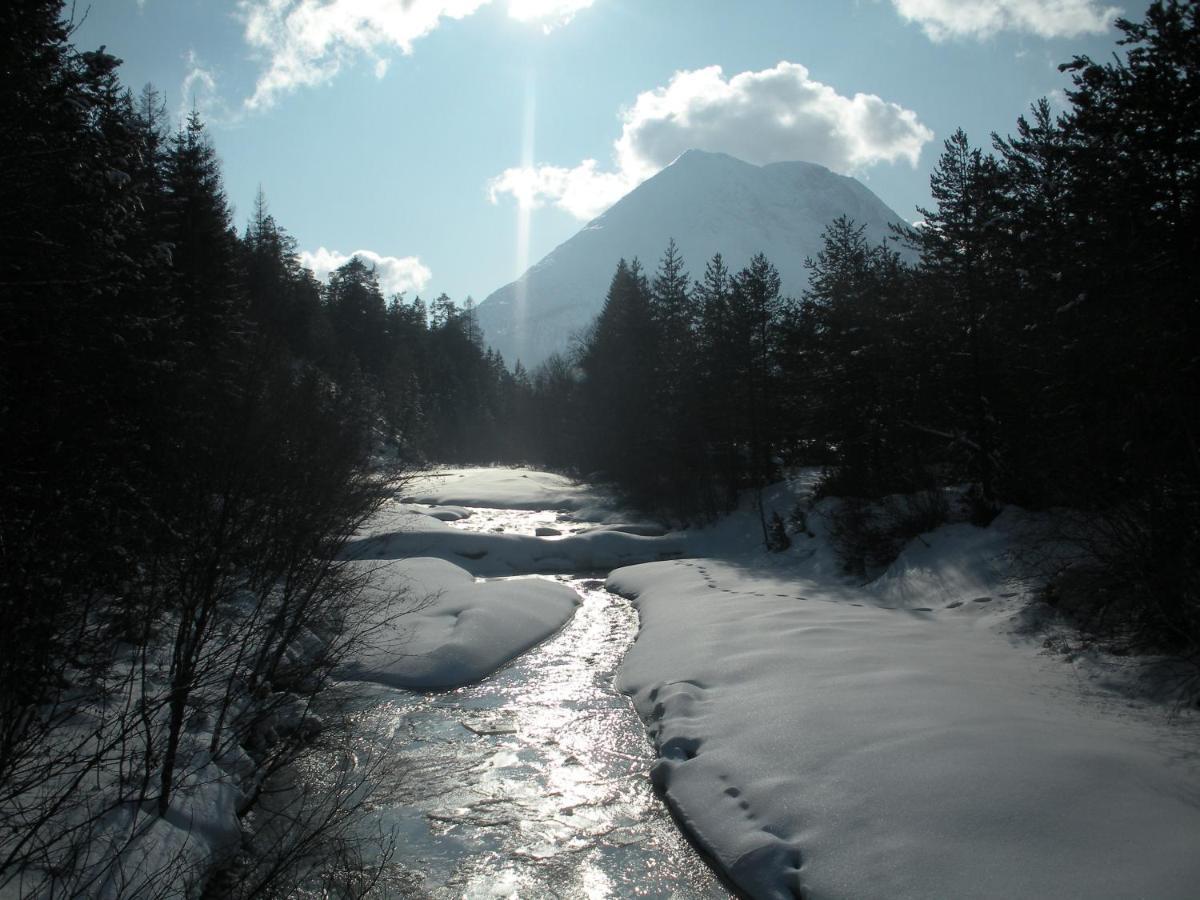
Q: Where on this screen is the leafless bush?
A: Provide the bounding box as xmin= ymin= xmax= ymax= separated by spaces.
xmin=1034 ymin=486 xmax=1200 ymax=699
xmin=0 ymin=361 xmax=417 ymax=896
xmin=827 ymin=488 xmax=950 ymax=576
xmin=205 ymin=712 xmax=399 ymax=900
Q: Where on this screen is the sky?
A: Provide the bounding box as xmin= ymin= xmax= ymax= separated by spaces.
xmin=75 ymin=0 xmax=1126 ymax=303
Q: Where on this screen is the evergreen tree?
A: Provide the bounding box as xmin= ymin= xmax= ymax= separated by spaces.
xmin=907 ymin=129 xmax=1008 ymax=515
xmin=326 ymin=256 xmax=389 ymax=376
xmin=647 ymin=240 xmax=708 ymax=514
xmin=693 ymin=253 xmax=740 ymax=508
xmin=578 ymin=259 xmax=658 ymax=498
xmin=801 ymin=217 xmax=923 ymax=496
xmin=729 ymin=253 xmax=788 ymax=538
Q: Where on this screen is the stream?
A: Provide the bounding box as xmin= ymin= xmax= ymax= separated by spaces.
xmin=323 ymin=506 xmax=729 ymax=898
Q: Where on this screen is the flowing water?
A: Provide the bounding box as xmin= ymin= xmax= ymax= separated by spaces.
xmin=327 ymin=507 xmax=729 ymax=899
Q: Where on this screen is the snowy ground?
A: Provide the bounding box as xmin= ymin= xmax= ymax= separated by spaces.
xmin=612 ymin=500 xmax=1200 ymax=899
xmin=343 ymin=467 xmax=1200 ymax=898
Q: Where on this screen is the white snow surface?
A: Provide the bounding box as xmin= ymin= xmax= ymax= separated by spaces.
xmin=339 ymin=467 xmax=683 ymax=688
xmin=336 ymin=467 xmax=1200 ymax=896
xmin=400 ymin=467 xmax=610 ymax=515
xmin=347 ymin=498 xmax=684 ymax=579
xmin=611 ymin=504 xmax=1200 ymax=900
xmin=339 ymin=558 xmax=580 ymax=689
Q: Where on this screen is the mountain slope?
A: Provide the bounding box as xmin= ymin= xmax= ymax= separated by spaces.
xmin=475 ymin=150 xmax=911 ymax=369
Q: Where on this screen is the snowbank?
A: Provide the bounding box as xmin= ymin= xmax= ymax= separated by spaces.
xmin=611 ymin=515 xmax=1200 ymax=899
xmin=345 ymin=504 xmax=686 ymax=577
xmin=339 ymin=558 xmax=581 ymax=689
xmin=400 ymin=467 xmax=609 ymax=516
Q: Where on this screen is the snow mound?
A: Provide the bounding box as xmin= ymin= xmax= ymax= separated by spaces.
xmin=340 ymin=558 xmax=580 ymax=689
xmin=345 ymin=505 xmax=685 ymax=577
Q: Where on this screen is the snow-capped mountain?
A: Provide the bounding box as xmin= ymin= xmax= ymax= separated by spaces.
xmin=475 ymin=149 xmax=911 ymax=369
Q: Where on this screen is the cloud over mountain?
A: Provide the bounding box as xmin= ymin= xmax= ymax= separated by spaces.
xmin=488 ymin=62 xmax=933 ymax=221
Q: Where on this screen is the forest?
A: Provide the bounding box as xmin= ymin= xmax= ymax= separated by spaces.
xmin=0 ymin=0 xmax=1197 ymax=895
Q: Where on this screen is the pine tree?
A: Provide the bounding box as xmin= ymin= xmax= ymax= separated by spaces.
xmin=0 ymin=2 xmax=170 ymax=751
xmin=908 ymin=129 xmax=1007 ymax=516
xmin=692 ymin=253 xmax=743 ymax=508
xmin=326 ymin=256 xmax=389 ymax=376
xmin=578 ymin=259 xmax=659 ymax=498
xmin=648 ymin=240 xmax=709 ymax=514
xmin=729 ymin=253 xmax=788 ymax=539
xmin=801 ymin=217 xmax=922 ymax=497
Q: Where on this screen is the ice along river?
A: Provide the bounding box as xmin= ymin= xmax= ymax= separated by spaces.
xmin=331 ymin=506 xmax=730 ymax=898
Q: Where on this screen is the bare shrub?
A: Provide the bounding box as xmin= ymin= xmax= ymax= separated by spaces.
xmin=827 ymin=489 xmax=950 ymax=577
xmin=1036 ymin=486 xmax=1200 ymax=699
xmin=0 ymin=358 xmax=416 ymax=896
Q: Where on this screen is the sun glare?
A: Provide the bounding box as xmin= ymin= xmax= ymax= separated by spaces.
xmin=513 ymin=68 xmax=536 ymax=364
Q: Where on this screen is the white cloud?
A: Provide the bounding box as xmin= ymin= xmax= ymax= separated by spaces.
xmin=238 ymin=0 xmax=595 ymax=111
xmin=887 ymin=0 xmax=1119 ymax=40
xmin=488 ymin=158 xmax=633 ymax=221
xmin=300 ymin=247 xmax=433 ymax=296
xmin=489 ymin=61 xmax=934 ymax=221
xmin=508 ymin=0 xmax=594 ymax=31
xmin=178 ymin=51 xmax=227 ymax=124
xmin=239 ymin=0 xmax=489 ymax=110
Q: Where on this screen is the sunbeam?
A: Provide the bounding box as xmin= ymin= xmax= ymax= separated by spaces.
xmin=513 ymin=68 xmax=536 ymax=367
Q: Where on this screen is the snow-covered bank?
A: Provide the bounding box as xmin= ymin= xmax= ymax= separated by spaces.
xmin=339 ymin=558 xmax=580 ymax=689
xmin=401 ymin=467 xmax=611 ymax=516
xmin=346 ymin=501 xmax=686 ymax=576
xmin=611 ymin=510 xmax=1200 ymax=899
xmin=340 ymin=468 xmax=685 ymax=686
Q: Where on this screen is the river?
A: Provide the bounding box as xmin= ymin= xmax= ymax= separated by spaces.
xmin=322 ymin=505 xmax=730 ymax=898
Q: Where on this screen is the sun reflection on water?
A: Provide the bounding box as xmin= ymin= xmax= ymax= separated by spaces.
xmin=313 ymin=507 xmax=728 ymax=898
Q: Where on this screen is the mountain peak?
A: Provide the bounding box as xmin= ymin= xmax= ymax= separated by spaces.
xmin=668 ymin=148 xmax=746 ymax=166
xmin=668 ymin=149 xmax=835 ymax=177
xmin=475 ymin=152 xmax=908 ymax=369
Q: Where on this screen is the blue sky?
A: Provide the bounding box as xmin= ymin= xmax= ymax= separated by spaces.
xmin=76 ymin=0 xmax=1124 ymax=302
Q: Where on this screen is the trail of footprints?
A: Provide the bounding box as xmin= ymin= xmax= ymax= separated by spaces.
xmin=651 ymin=559 xmax=1012 ymax=899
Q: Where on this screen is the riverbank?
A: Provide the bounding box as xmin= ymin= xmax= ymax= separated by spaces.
xmin=611 ymin=491 xmax=1200 ymax=899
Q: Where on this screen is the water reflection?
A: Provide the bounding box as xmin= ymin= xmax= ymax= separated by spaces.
xmin=442 ymin=506 xmax=587 ymax=539
xmin=325 ymin=506 xmax=728 ymax=898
